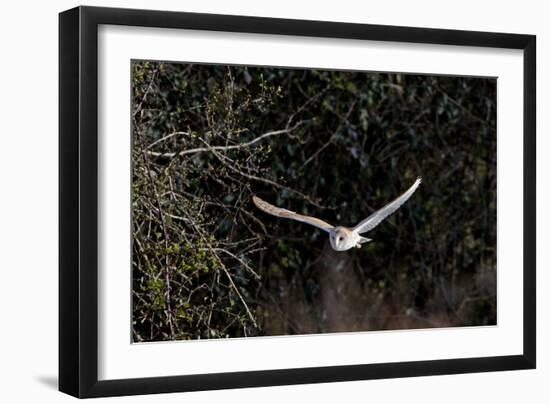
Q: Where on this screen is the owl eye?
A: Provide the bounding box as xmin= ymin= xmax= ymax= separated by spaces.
xmin=338 ymin=237 xmax=343 ymax=241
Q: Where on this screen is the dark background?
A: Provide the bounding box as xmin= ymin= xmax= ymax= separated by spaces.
xmin=131 ymin=61 xmax=496 ymax=342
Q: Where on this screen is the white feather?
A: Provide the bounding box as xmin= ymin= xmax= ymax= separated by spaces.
xmin=352 ymin=177 xmax=422 ymax=235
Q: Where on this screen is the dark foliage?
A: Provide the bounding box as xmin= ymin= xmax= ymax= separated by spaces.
xmin=131 ymin=61 xmax=496 ymax=342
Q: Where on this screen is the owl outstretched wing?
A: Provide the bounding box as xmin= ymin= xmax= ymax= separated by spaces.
xmin=252 ymin=196 xmax=334 ymax=232
xmin=352 ymin=177 xmax=422 ymax=235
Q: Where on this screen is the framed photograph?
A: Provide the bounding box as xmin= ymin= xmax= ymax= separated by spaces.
xmin=59 ymin=6 xmax=536 ymax=398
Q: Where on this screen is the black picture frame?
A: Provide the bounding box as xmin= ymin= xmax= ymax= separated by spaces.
xmin=59 ymin=5 xmax=536 ymax=398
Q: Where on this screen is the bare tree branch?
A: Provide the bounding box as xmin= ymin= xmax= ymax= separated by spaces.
xmin=146 ymin=121 xmax=307 ymax=158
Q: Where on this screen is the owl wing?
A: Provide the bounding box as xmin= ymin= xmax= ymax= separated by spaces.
xmin=352 ymin=177 xmax=421 ymax=234
xmin=252 ymin=196 xmax=334 ymax=232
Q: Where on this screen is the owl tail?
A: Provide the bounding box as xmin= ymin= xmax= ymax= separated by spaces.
xmin=359 ymin=236 xmax=371 ymax=244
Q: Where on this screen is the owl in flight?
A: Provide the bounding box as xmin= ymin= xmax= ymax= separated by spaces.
xmin=253 ymin=177 xmax=421 ymax=251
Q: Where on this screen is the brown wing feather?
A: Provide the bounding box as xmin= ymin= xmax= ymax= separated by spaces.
xmin=252 ymin=196 xmax=333 ymax=232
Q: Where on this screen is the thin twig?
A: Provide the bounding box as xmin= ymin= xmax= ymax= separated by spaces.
xmin=133 ymin=63 xmax=161 ymax=118
xmin=203 ymin=141 xmax=333 ymax=210
xmin=145 ymin=131 xmax=191 ymax=150
xmin=202 ymin=247 xmax=261 ymax=279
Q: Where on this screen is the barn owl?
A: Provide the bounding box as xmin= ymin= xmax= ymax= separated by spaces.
xmin=252 ymin=177 xmax=421 ymax=251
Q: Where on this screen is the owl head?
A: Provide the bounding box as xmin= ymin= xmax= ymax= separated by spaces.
xmin=329 ymin=226 xmax=352 ymax=251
